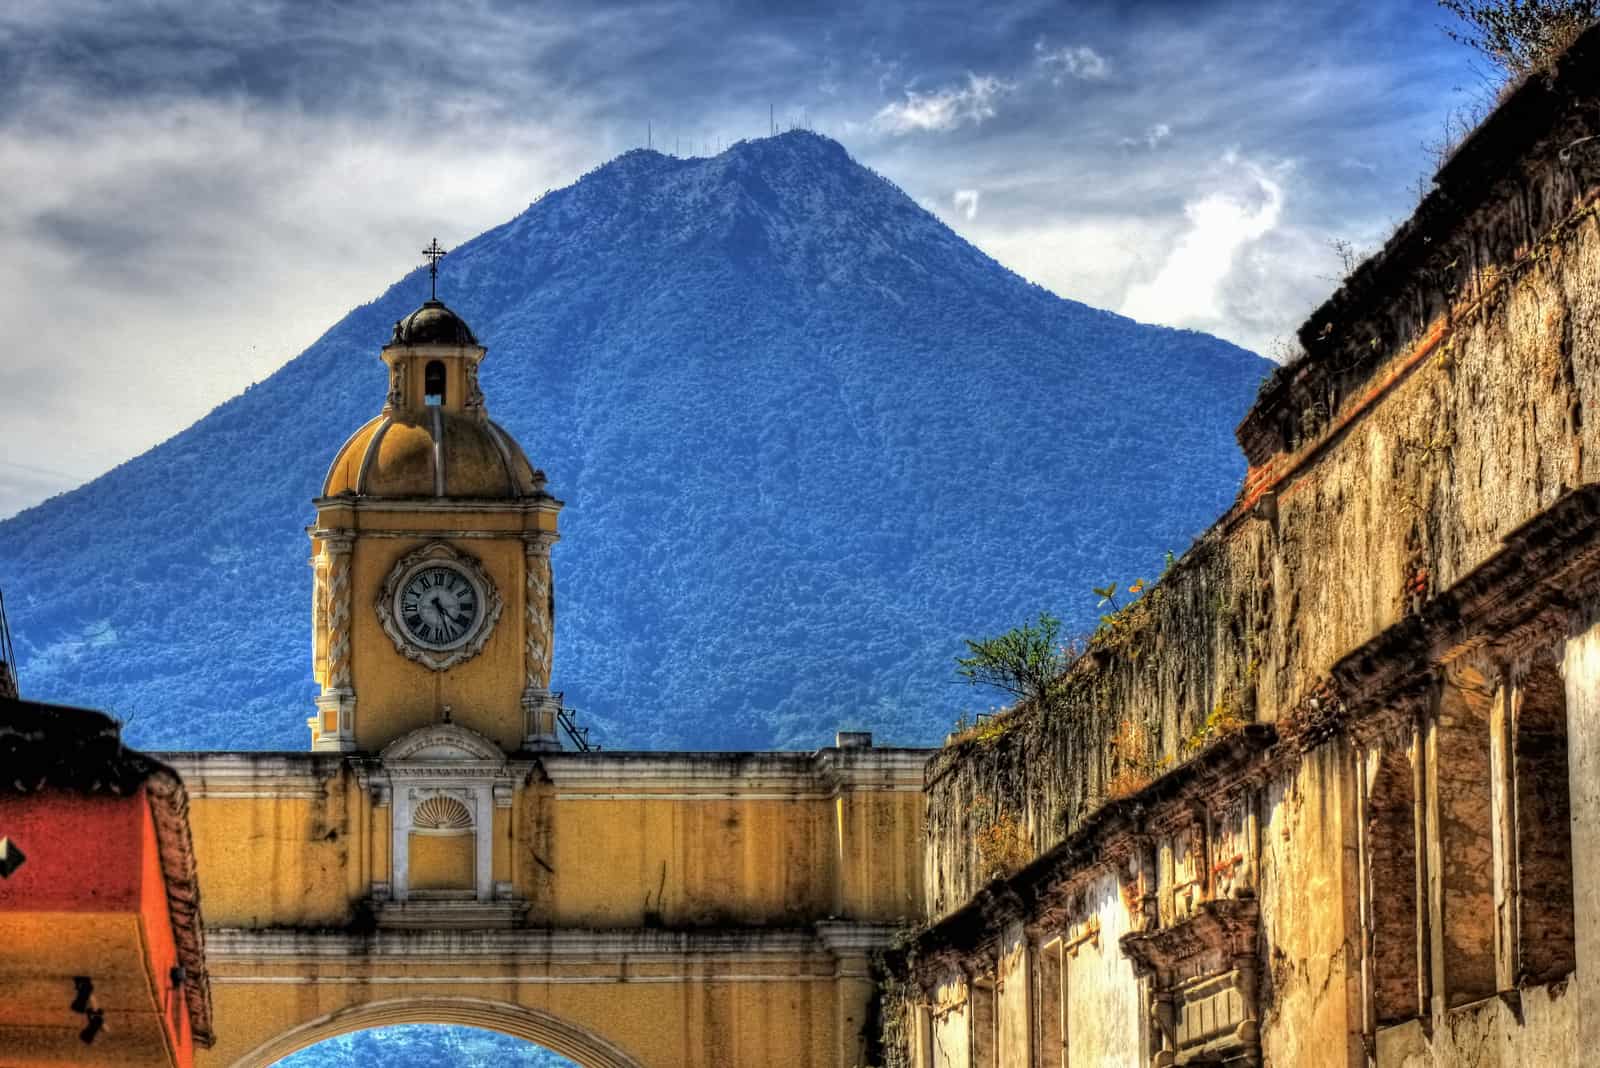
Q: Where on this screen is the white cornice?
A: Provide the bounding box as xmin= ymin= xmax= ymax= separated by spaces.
xmin=311 ymin=496 xmax=563 ymax=515
xmin=538 ymin=748 xmax=931 ymax=798
xmin=156 ymin=746 xmax=931 ymax=800
xmin=204 ymin=923 xmax=897 ymax=964
xmin=155 ymin=752 xmax=343 ymax=799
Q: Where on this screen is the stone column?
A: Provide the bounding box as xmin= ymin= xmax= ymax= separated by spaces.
xmin=312 ymin=531 xmax=357 ymax=751
xmin=1563 ymin=617 xmax=1600 ymax=1052
xmin=521 ymin=531 xmax=562 ymax=750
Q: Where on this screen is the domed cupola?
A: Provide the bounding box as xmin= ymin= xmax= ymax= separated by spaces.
xmin=321 ymin=289 xmax=545 ymax=501
xmin=391 ymin=299 xmax=479 ymax=346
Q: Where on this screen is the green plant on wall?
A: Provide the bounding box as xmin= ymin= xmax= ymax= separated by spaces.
xmin=954 ymin=611 xmax=1070 ymax=706
xmin=1183 ymin=691 xmax=1247 ymax=754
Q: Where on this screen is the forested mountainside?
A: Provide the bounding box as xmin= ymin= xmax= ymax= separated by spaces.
xmin=0 ymin=132 xmax=1270 ymax=751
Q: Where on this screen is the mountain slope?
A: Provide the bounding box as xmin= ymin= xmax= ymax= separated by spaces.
xmin=0 ymin=132 xmax=1270 ymax=751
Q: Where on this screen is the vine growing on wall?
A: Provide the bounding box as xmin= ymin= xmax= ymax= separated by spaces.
xmin=969 ymin=793 xmax=1030 ymax=881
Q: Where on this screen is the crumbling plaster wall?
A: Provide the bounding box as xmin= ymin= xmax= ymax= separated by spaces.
xmin=1258 ymin=742 xmax=1361 ymax=1068
xmin=923 ymin=39 xmax=1600 ymax=923
xmin=1061 ymin=868 xmax=1142 ymax=1067
xmin=903 ymin=26 xmax=1600 ymax=1068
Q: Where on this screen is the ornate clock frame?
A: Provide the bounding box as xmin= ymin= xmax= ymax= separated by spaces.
xmin=376 ymin=541 xmax=504 ymax=671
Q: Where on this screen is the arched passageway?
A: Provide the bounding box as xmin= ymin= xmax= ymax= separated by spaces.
xmin=275 ymin=1023 xmax=578 ymax=1066
xmin=233 ymin=997 xmax=648 ymax=1068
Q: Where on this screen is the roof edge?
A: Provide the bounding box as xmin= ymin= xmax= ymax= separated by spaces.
xmin=1237 ymin=20 xmax=1600 ymax=466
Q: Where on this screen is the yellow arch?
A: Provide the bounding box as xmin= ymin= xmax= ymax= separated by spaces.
xmin=231 ymin=995 xmax=650 ymax=1068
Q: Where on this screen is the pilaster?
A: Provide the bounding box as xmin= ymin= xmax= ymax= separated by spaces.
xmin=521 ymin=530 xmax=561 ymax=750
xmin=311 ymin=530 xmax=357 ymax=752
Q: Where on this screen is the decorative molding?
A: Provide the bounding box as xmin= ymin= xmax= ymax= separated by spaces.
xmin=539 ymin=748 xmax=931 ymax=798
xmin=323 ymin=537 xmax=354 ymax=690
xmin=1290 ymin=483 xmax=1600 ymax=748
xmin=205 ymin=923 xmax=896 ymax=962
xmin=155 ymin=753 xmax=341 ymax=799
xmin=312 ymin=496 xmax=563 ymax=516
xmin=139 ymin=767 xmax=215 ymax=1049
xmin=1121 ymin=897 xmax=1262 ymax=1068
xmin=463 ymin=360 xmax=485 ymax=413
xmin=379 ymin=723 xmax=508 ymax=766
xmin=372 ymin=899 xmax=530 ymax=929
xmin=523 ymin=532 xmax=558 ymax=691
xmin=384 ymin=360 xmax=407 ymax=412
xmin=375 ymin=541 xmax=504 ymax=672
xmin=910 ymin=726 xmax=1275 ymax=974
xmin=413 ymin=793 xmax=474 ymax=831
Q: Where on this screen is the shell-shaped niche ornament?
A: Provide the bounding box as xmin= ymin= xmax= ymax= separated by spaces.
xmin=413 ymin=794 xmax=473 ymax=831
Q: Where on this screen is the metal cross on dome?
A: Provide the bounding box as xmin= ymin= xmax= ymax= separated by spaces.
xmin=421 ymin=238 xmax=447 ymax=300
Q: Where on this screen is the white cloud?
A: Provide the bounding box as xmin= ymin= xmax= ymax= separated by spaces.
xmin=1034 ymin=41 xmax=1110 ymax=84
xmin=873 ymin=74 xmax=1010 ymax=134
xmin=1120 ymin=156 xmax=1286 ymax=335
xmin=1120 ymin=123 xmax=1171 ymax=150
xmin=952 ymin=189 xmax=981 ymax=220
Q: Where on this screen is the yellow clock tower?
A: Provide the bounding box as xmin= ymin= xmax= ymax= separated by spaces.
xmin=307 ymin=270 xmax=563 ymax=755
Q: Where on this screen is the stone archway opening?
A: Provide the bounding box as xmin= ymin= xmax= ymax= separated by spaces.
xmin=274 ymin=1023 xmax=578 ymax=1067
xmin=234 ymin=997 xmax=648 ymax=1068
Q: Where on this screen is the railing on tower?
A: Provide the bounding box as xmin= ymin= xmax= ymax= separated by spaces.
xmin=552 ymin=694 xmax=598 ymax=751
xmin=0 ymin=588 xmax=18 ymax=700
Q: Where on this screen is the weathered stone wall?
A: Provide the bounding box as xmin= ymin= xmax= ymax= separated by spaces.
xmin=893 ymin=23 xmax=1600 ymax=1068
xmin=923 ymin=21 xmax=1600 ymax=923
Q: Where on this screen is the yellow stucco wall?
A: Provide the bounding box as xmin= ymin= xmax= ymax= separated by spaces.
xmin=408 ymin=834 xmax=474 ymax=891
xmin=178 ymin=772 xmax=361 ymax=928
xmin=165 ymin=744 xmax=927 ymax=1067
xmin=177 ymin=754 xmax=925 ymax=930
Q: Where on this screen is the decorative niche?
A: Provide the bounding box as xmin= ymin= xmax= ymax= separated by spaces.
xmin=1120 ymin=897 xmax=1261 ymax=1068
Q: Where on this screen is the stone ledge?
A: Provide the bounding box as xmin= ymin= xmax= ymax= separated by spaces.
xmin=205 ymin=922 xmax=906 ymax=964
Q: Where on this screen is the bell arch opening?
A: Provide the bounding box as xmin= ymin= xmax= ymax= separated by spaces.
xmin=237 ymin=996 xmax=648 ymax=1068
xmin=424 ymin=360 xmax=446 ymax=405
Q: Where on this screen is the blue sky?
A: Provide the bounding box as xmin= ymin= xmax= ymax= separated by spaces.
xmin=0 ymin=0 xmax=1485 ymax=518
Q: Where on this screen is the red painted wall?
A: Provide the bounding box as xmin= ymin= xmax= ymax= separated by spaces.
xmin=0 ymin=791 xmax=144 ymax=912
xmin=0 ymin=788 xmax=193 ymax=1066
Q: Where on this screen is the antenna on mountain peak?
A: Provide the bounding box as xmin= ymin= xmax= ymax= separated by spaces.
xmin=421 ymin=238 xmax=447 ymax=301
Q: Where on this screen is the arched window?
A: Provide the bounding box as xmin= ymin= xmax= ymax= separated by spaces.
xmin=424 ymin=361 xmax=446 ymax=406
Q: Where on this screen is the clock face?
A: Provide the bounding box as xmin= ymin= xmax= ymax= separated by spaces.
xmin=397 ymin=565 xmax=481 ymax=649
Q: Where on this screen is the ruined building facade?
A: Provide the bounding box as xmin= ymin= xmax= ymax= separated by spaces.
xmin=882 ymin=26 xmax=1600 ymax=1068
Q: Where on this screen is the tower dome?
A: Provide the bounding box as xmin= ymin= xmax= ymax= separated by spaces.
xmin=321 ymin=412 xmax=544 ymax=499
xmin=319 ymin=297 xmax=547 ymax=500
xmin=391 ymin=299 xmax=479 ymax=346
